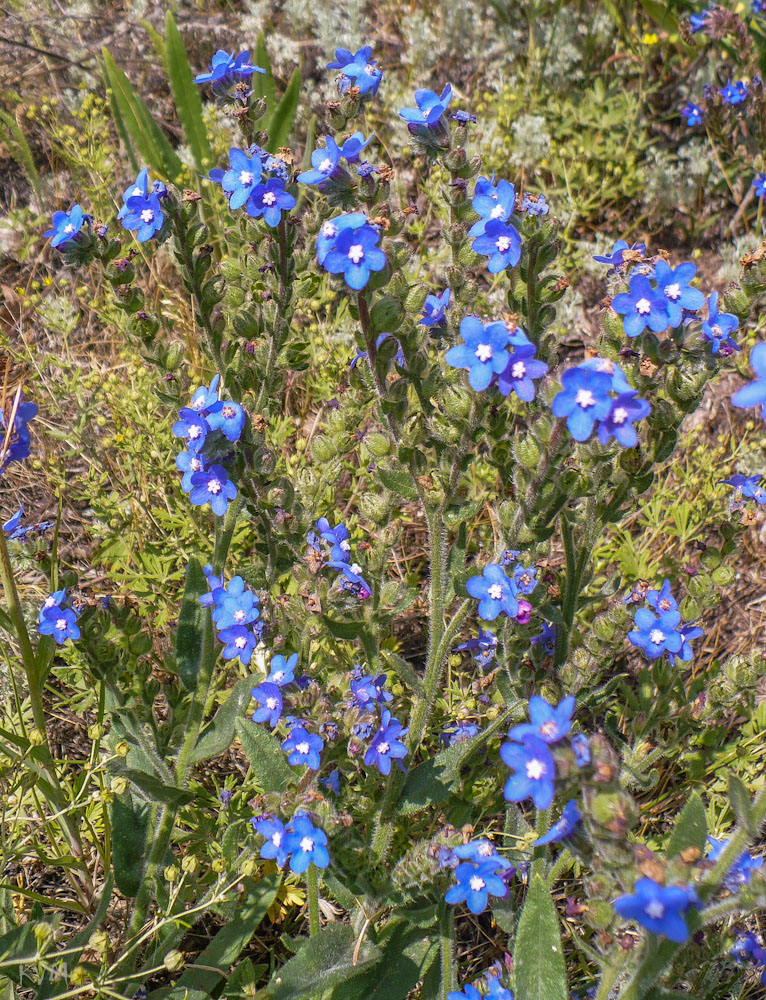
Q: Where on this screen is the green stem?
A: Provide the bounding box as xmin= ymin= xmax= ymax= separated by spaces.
xmin=307 ymin=864 xmax=320 ymax=936
xmin=439 ymin=905 xmax=454 ymax=998
xmin=594 ymin=960 xmax=623 ymax=1000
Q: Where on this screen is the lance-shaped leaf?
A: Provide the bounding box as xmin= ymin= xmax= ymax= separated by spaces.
xmin=192 ymin=673 xmax=261 ymax=763
xmin=513 ymin=875 xmax=567 ymax=1000
xmin=268 ymin=66 xmax=301 ymax=152
xmin=111 ymin=793 xmax=150 ymax=898
xmin=175 ymin=556 xmax=209 ymax=692
xmin=235 ymin=717 xmax=292 ymax=793
xmin=666 ymin=791 xmax=707 ymax=859
xmin=165 ymin=12 xmax=213 ymax=176
xmin=266 ymin=924 xmax=381 ymax=1000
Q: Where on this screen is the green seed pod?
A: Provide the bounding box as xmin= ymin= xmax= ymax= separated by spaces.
xmin=404 ymin=284 xmax=428 ymax=313
xmin=513 ymin=434 xmax=541 ymax=470
xmin=442 ymin=385 xmax=473 ymax=420
xmin=164 ymin=341 xmax=185 ymax=370
xmin=365 ymin=432 xmax=391 ymax=457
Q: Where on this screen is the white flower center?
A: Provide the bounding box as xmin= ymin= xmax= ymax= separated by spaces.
xmin=469 ymin=875 xmax=486 ymax=892
xmin=56 ymin=617 xmax=67 ymax=631
xmin=478 ymin=843 xmax=493 ymax=856
xmin=512 ymin=361 xmax=526 ymax=378
xmin=422 ymin=109 xmax=430 ymax=118
xmin=300 ymin=836 xmax=314 ymax=853
xmin=490 ymin=204 xmax=506 ymax=219
xmin=366 ymin=63 xmax=375 ymax=74
xmin=665 ymin=282 xmax=681 ymax=300
xmin=266 ymin=697 xmax=278 ymax=710
xmin=526 ymin=758 xmax=546 ymax=780
xmin=132 ymin=186 xmax=142 ymax=197
xmin=488 ymin=584 xmax=504 ymax=601
xmin=240 ymin=170 xmax=254 ymax=185
xmin=475 ymin=343 xmax=493 ymax=362
xmin=188 ymin=425 xmax=201 ymax=439
xmin=321 ymin=222 xmax=337 ymax=237
xmin=635 ymin=297 xmax=651 ymax=315
xmin=495 ymin=236 xmax=511 ymax=252
xmin=597 ymin=359 xmax=614 ymax=373
xmin=612 ymin=407 xmax=628 ymax=424
xmin=296 ymin=741 xmax=310 ymax=755
xmin=348 ymin=244 xmax=365 ymax=264
xmin=64 ymin=223 xmax=75 ymax=234
xmin=234 ymin=636 xmax=247 ymax=649
xmin=576 ymin=389 xmax=595 ymax=408
xmin=140 ymin=209 xmax=154 ymax=224
xmin=644 ymin=900 xmax=665 ymax=919
xmin=350 ymin=562 xmax=362 ymax=575
xmin=207 ymin=479 xmax=222 ymax=494
xmin=272 ymin=671 xmax=285 ymax=683
xmin=44 ymin=597 xmax=56 ymax=609
xmin=340 ymin=539 xmax=351 ymax=551
xmin=272 ymin=831 xmax=282 ymax=846
xmin=262 ymin=191 xmax=276 ymax=205
xmin=358 ymin=688 xmax=369 ymax=700
xmin=319 ymin=157 xmax=333 ymax=173
xmin=649 ymin=629 xmax=665 ymax=645
xmin=234 ymin=609 xmax=246 ymax=621
xmin=222 ymin=405 xmax=235 ymax=418
xmin=540 ymin=721 xmax=558 ymax=738
xmin=378 ymin=741 xmax=390 ymax=755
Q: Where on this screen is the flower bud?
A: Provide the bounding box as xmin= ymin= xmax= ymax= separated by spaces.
xmin=181 ymin=854 xmax=198 ymax=874
xmin=365 ymin=432 xmax=391 ymax=457
xmin=164 ymin=865 xmax=179 ymax=882
xmin=115 ymin=740 xmax=129 ymax=757
xmin=164 ymin=949 xmax=186 ymax=973
xmin=241 ymin=858 xmax=256 ymax=877
xmin=513 ymin=434 xmax=541 ymax=470
xmin=110 ymin=777 xmax=128 ymax=795
xmin=34 ymin=921 xmax=54 ymax=946
xmin=404 ymin=285 xmax=428 ymax=313
xmin=442 ymin=385 xmax=473 ymax=420
xmin=70 ymin=966 xmax=90 ymax=987
xmin=87 ymin=724 xmax=104 ymax=741
xmin=211 ymin=857 xmax=226 ymax=873
xmin=311 ymin=435 xmax=336 ymax=462
xmin=29 ymin=728 xmax=46 ymax=747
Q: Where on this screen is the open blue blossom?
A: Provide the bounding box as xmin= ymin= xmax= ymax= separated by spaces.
xmin=731 ymin=342 xmax=766 ymax=418
xmin=496 ymin=344 xmax=549 ymax=400
xmin=572 ymin=733 xmax=591 ymax=767
xmin=681 ymin=102 xmax=703 ymax=126
xmin=315 ymin=213 xmax=367 ymax=265
xmin=321 ymin=769 xmax=341 ymax=795
xmin=253 ymin=816 xmax=288 ymax=866
xmin=267 ymin=652 xmax=298 ymax=686
xmin=466 ymin=564 xmax=519 ymax=620
xmin=320 ymin=221 xmax=385 ymax=290
xmin=3 ymin=506 xmax=23 ymax=535
xmin=118 ymin=169 xmax=151 ymax=220
xmin=551 ymin=366 xmax=613 ymax=441
xmin=581 ymin=357 xmax=634 ymax=395
xmin=445 ymin=858 xmax=508 ymax=914
xmin=593 ymin=239 xmax=646 ymax=270
xmin=207 ymin=400 xmax=246 ymax=442
xmin=597 ymin=393 xmax=651 ymax=447
xmin=328 ymin=558 xmax=371 ymax=596
xmin=509 ymin=695 xmax=575 ymax=744
xmin=251 ymin=682 xmax=283 ymax=727
xmin=364 ymin=710 xmax=408 ymax=775
xmin=611 ymin=273 xmax=670 ymax=337
xmin=189 ymin=464 xmax=237 ymax=517
xmin=214 ymin=148 xmax=263 ymax=209
xmin=195 ymin=50 xmax=264 ymax=84
xmin=297 ymin=136 xmax=344 ymax=186
xmin=707 ymin=836 xmax=764 ymax=890
xmin=1 ymin=395 xmax=37 ymax=471
xmin=246 ymin=178 xmax=296 ymax=227
xmin=654 ymin=261 xmax=705 ymax=327
xmin=701 ymin=292 xmax=739 ymax=355
xmin=511 ymin=564 xmax=537 ymax=595
xmin=646 ymin=580 xmax=678 ymax=614
xmin=327 ymin=46 xmax=381 ymax=96
xmin=754 ymin=173 xmax=766 ymax=198
xmin=721 ymin=473 xmax=766 ymax=504
xmin=472 ymin=219 xmax=522 ymax=273
xmin=614 ymin=878 xmax=700 ymax=943
xmin=454 ymin=627 xmax=498 ymax=667
xmin=521 ymin=192 xmax=549 ymax=216
xmin=469 ymin=178 xmax=516 ymax=237
xmin=120 ymin=188 xmax=165 ymax=243
xmin=38 ymin=590 xmax=66 ymax=623
xmin=399 ymin=84 xmax=452 ymax=127
xmin=218 ymin=625 xmax=257 ymax=664
xmin=533 ymin=800 xmax=582 ymax=846
xmin=442 ymin=721 xmax=480 ymax=746
xmin=719 ymin=80 xmax=748 ymax=105
xmin=282 ymin=726 xmax=323 ymax=769
xmin=212 ymin=576 xmax=260 ymax=629
xmin=628 ymin=608 xmax=684 ymax=660
xmin=38 ymin=605 xmax=80 ymax=644
xmin=338 ymin=132 xmax=373 ymax=163
xmin=420 ymin=288 xmax=451 ymax=327
xmin=445 ymin=316 xmax=510 ymax=391
xmin=172 ymin=407 xmax=209 ymax=452
xmin=500 ymin=735 xmax=556 ymax=808
xmin=350 ymin=673 xmax=392 ymax=708
xmin=668 ymin=623 xmax=703 ymax=666
xmin=44 ymin=203 xmax=88 ymax=248
xmin=316 ymin=518 xmax=352 ymax=561
xmin=284 ymin=813 xmax=330 ymax=873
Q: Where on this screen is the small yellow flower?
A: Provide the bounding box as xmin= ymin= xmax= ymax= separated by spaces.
xmin=641 ymin=32 xmax=659 ymax=45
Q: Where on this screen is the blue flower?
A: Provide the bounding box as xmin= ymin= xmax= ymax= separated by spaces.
xmin=120 ymin=191 xmax=165 ymax=243
xmin=267 ymin=653 xmax=298 ymax=686
xmin=189 ymin=464 xmax=237 ymax=516
xmin=3 ymin=506 xmax=23 ymax=535
xmin=681 ymin=102 xmax=703 ymax=126
xmin=320 ymin=222 xmax=386 ymax=290
xmin=1 ymin=396 xmax=37 ymax=470
xmin=218 ymin=625 xmax=257 ymax=664
xmin=38 ymin=590 xmax=66 ymax=623
xmin=451 ymin=110 xmax=478 ymax=125
xmin=551 ymin=366 xmax=613 ymax=441
xmin=701 ymin=292 xmax=739 ymax=355
xmin=719 ymin=80 xmax=748 ymax=105
xmin=731 ymin=342 xmax=766 ymax=418
xmin=445 ymin=857 xmax=508 ymax=914
xmin=316 ymin=518 xmax=352 ymax=561
xmin=521 ymin=192 xmax=548 ymax=216
xmin=453 ymin=840 xmax=511 ymax=868
xmin=613 ymin=878 xmax=700 ymax=943
xmin=172 ymin=407 xmax=210 ymax=452
xmin=689 ymin=8 xmax=713 ymax=32
xmin=442 ymin=721 xmax=480 ymax=745
xmin=654 ymin=261 xmax=705 ymax=327
xmin=485 ymin=979 xmax=513 ymax=1000
xmin=496 ymin=344 xmax=549 ymax=400
xmin=321 ymin=769 xmax=341 ymax=795
xmin=338 ymin=131 xmax=373 ymax=164
xmin=44 ymin=203 xmax=89 ymax=248
xmin=445 ymin=316 xmax=511 ymax=391
xmin=628 ymin=608 xmax=684 ymax=660
xmin=472 ymin=219 xmax=522 ymax=273
xmin=707 ymin=836 xmax=764 ymax=890
xmin=214 ymin=148 xmax=263 ymax=209
xmin=212 ymin=576 xmax=260 ymax=629
xmin=282 ymin=726 xmax=323 ymax=770
xmin=592 ymin=239 xmax=646 ymax=270
xmin=327 ymin=559 xmax=371 ymax=596
xmin=364 ymin=710 xmax=408 ymax=775
xmin=611 ymin=274 xmax=670 ymax=337
xmin=533 ymin=800 xmax=582 ymax=846
xmin=572 ymin=733 xmax=591 ymax=767
xmin=454 ymin=627 xmax=498 ymax=667
xmin=531 ymin=621 xmax=556 ymax=656
xmin=754 ymin=173 xmax=766 ymax=198
xmin=466 ymin=564 xmax=519 ymax=620
xmin=246 ymin=178 xmax=296 ymax=227
xmin=597 ymin=393 xmax=651 ymax=448
xmin=646 ymin=580 xmax=678 ymax=614
xmin=721 ymin=473 xmax=766 ymax=504
xmin=509 ymin=695 xmax=575 ymax=744
xmin=500 ymin=735 xmax=556 ymax=808
xmin=511 ymin=564 xmax=537 ymax=595
xmin=177 ymin=451 xmax=206 ymax=494
xmin=253 ymin=816 xmax=289 ymax=866
xmin=118 ymin=169 xmax=150 ymax=219
xmin=316 ymin=213 xmax=368 ymax=265
xmin=327 ymin=46 xmax=381 ymax=96
xmin=284 ymin=813 xmax=330 ymax=873
xmin=195 ymin=50 xmax=264 ymax=84
xmin=38 ymin=605 xmax=80 ymax=644
xmin=251 ymin=682 xmax=283 ymax=727
xmin=399 ymin=84 xmax=453 ymax=127
xmin=207 ymin=400 xmax=246 ymax=442
xmin=668 ymin=623 xmax=703 ymax=666
xmin=447 ymin=984 xmax=481 ymax=1000
xmin=350 ymin=673 xmax=392 ymax=708
xmin=420 ymin=288 xmax=451 ymax=327
xmin=468 ymin=178 xmax=516 ymax=237
xmin=297 ymin=136 xmax=344 ymax=186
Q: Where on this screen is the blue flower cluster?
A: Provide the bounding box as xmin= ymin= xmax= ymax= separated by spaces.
xmin=44 ymin=203 xmax=93 ymax=249
xmin=399 ymin=83 xmax=453 ymax=133
xmin=307 ymin=517 xmax=371 ymax=598
xmin=251 ymin=653 xmax=299 ymax=728
xmin=3 ymin=504 xmax=53 ymax=541
xmin=627 ymin=579 xmax=702 ymax=664
xmin=453 ymin=626 xmax=499 ymax=668
xmin=298 ymin=132 xmax=374 ymax=188
xmin=720 ymin=473 xmax=766 ymax=508
xmin=172 ymin=375 xmax=243 ymax=517
xmin=446 ymin=317 xmax=548 ymax=397
xmin=38 ymin=590 xmax=80 ymax=645
xmin=469 ymin=176 xmax=522 ymax=273
xmin=252 ymin=810 xmax=329 ymax=873
xmin=449 ymin=974 xmax=513 ymax=1000
xmin=315 ymin=212 xmax=386 ymax=290
xmin=445 ymin=839 xmax=513 ymax=914
xmin=194 ymin=49 xmax=265 ymax=95
xmin=707 ymin=835 xmax=763 ymax=891
xmin=1 ymin=394 xmax=37 ymax=473
xmin=209 ymin=147 xmax=295 ymax=227
xmin=501 ymin=695 xmax=577 ymax=810
xmin=118 ymin=168 xmax=167 ymax=243
xmin=610 ymin=260 xmax=707 ymax=337
xmin=200 ymin=568 xmax=263 ymax=664
xmin=731 ymin=931 xmax=766 ymax=985
xmin=552 ymin=356 xmax=650 ymax=445
xmin=614 ymin=877 xmax=700 ymax=943
xmin=327 ymin=45 xmax=382 ymax=97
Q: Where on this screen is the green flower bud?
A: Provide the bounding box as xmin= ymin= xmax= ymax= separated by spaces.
xmin=366 ymin=432 xmax=391 ymax=457
xmin=359 ymin=492 xmax=390 ymax=523
xmin=164 ymin=949 xmax=185 ymax=973
xmin=311 ymin=435 xmax=336 ymax=462
xmin=442 ymin=385 xmax=473 ymax=420
xmin=513 ymin=434 xmax=541 ymax=470
xmin=404 ymin=285 xmax=428 ymax=313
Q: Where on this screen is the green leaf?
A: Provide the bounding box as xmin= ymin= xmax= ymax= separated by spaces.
xmin=111 ymin=793 xmax=150 ymax=898
xmin=165 ymin=12 xmax=213 ymax=175
xmin=102 ymin=47 xmax=182 ymax=180
xmin=266 ymin=924 xmax=381 ymax=1000
xmin=175 ymin=556 xmax=209 ymax=692
xmin=377 ymin=467 xmax=418 ymax=502
xmin=175 ymin=874 xmax=280 ymax=994
xmin=122 ymin=768 xmax=196 ymax=808
xmin=666 ymin=792 xmax=707 ymax=859
xmin=328 ymin=921 xmax=439 ymax=1000
xmin=235 ymin=717 xmax=292 ymax=793
xmin=0 ymin=919 xmax=36 ymax=983
xmin=728 ymin=773 xmax=756 ymax=835
xmin=192 ymin=673 xmax=260 ymax=764
xmin=513 ymin=875 xmax=567 ymax=1000
xmin=0 ymin=110 xmax=42 ymax=203
xmin=268 ymin=67 xmax=301 ymax=151
xmin=638 ymin=0 xmax=677 ymax=31
xmin=253 ymin=31 xmax=276 ymax=110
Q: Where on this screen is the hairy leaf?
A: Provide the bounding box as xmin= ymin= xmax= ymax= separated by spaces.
xmin=235 ymin=717 xmax=292 ymax=793
xmin=514 ymin=875 xmax=567 ymax=1000
xmin=266 ymin=924 xmax=381 ymax=1000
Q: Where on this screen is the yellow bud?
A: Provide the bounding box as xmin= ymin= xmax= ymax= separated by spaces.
xmin=211 ymin=858 xmax=226 ymax=873
xmin=241 ymin=859 xmax=256 ymax=877
xmin=181 ymin=855 xmax=198 ymax=874
xmin=164 ymin=865 xmax=179 ymax=882
xmin=87 ymin=724 xmax=104 ymax=740
xmin=163 ymin=949 xmax=185 ymax=973
xmin=29 ymin=729 xmax=46 ymax=747
xmin=110 ymin=777 xmax=128 ymax=795
xmin=70 ymin=966 xmax=90 ymax=986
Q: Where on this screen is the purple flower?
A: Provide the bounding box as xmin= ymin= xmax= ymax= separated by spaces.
xmin=38 ymin=606 xmax=80 ymax=644
xmin=731 ymin=342 xmax=766 ymax=418
xmin=551 ymin=366 xmax=613 ymax=441
xmin=592 ymin=239 xmax=646 ymax=270
xmin=445 ymin=316 xmax=510 ymax=391
xmin=614 ymin=878 xmax=700 ymax=943
xmin=466 ymin=564 xmax=519 ymax=620
xmin=251 ymin=682 xmax=283 ymax=727
xmin=472 ymin=219 xmax=522 ymax=273
xmin=500 ymin=735 xmax=556 ymax=808
xmin=363 ymin=710 xmax=408 ymax=774
xmin=611 ymin=274 xmax=670 ymax=338
xmin=533 ymin=800 xmax=582 ymax=846
xmin=420 ymin=288 xmax=451 ymax=327
xmin=509 ymin=695 xmax=575 ymax=744
xmin=195 ymin=50 xmax=265 ymax=85
xmin=282 ymin=726 xmax=323 ymax=769
xmin=597 ymin=393 xmax=651 ymax=448
xmin=189 ymin=464 xmax=237 ymax=516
